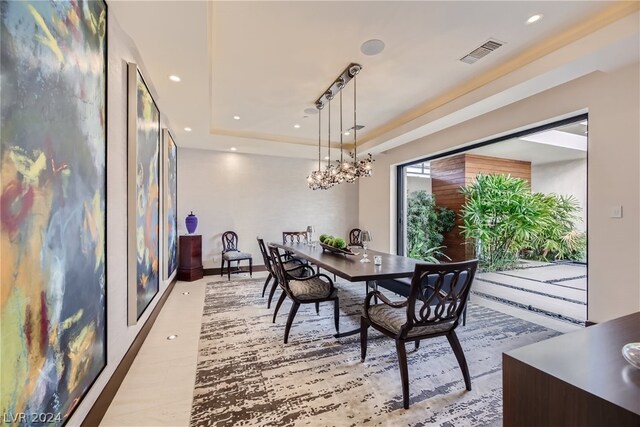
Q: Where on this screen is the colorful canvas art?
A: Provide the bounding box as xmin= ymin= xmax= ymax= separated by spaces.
xmin=0 ymin=1 xmax=107 ymax=425
xmin=128 ymin=66 xmax=160 ymax=321
xmin=165 ymin=131 xmax=178 ymax=278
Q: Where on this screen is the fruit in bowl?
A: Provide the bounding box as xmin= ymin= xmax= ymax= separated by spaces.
xmin=333 ymin=238 xmax=347 ymax=249
xmin=319 ymin=234 xmax=329 ymax=243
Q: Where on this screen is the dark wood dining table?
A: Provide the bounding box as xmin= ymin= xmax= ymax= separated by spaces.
xmin=274 ymin=242 xmax=421 ymax=338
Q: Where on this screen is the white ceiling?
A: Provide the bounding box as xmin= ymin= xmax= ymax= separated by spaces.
xmin=108 ymin=1 xmax=637 ymax=158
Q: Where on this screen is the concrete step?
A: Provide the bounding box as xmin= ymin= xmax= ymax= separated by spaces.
xmin=472 ymin=280 xmax=587 ymax=323
xmin=476 ymin=272 xmax=586 ymax=304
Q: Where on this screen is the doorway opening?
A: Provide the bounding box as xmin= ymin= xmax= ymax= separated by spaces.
xmin=397 ymin=115 xmax=588 ymax=328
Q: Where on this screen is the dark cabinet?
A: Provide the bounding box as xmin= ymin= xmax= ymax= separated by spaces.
xmin=178 ymin=235 xmax=203 ymax=281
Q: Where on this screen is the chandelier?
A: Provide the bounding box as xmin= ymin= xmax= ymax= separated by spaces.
xmin=307 ymin=63 xmax=374 ymax=190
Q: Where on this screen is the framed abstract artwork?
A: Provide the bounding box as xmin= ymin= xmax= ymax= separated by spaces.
xmin=127 ymin=63 xmax=160 ymax=325
xmin=0 ymin=1 xmax=107 ymax=425
xmin=164 ymin=129 xmax=178 ymax=279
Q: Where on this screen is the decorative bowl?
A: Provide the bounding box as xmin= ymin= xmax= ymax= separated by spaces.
xmin=319 ymin=242 xmax=359 ymax=256
xmin=622 ymin=342 xmax=640 ymax=369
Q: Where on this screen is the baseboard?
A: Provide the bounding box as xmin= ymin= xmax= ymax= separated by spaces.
xmin=83 ymin=278 xmax=177 ymax=426
xmin=203 ymin=265 xmax=267 ymax=276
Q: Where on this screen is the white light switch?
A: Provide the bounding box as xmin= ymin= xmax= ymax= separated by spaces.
xmin=611 ymin=205 xmax=623 ymax=218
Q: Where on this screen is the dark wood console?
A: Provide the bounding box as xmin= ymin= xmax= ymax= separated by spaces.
xmin=503 ymin=312 xmax=640 ymax=426
xmin=177 ymin=235 xmax=203 ymax=282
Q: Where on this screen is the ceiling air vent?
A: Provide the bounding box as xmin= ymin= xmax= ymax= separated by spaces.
xmin=460 ymin=39 xmax=503 ymax=64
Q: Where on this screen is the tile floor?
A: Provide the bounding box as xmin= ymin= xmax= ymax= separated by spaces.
xmin=101 ymin=270 xmax=580 ymax=426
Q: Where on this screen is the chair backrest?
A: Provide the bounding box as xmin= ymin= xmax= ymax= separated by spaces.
xmin=268 ymin=244 xmax=290 ymax=293
xmin=349 ymin=228 xmax=363 ymax=247
xmin=282 ymin=231 xmax=307 ymax=244
xmin=222 ymin=231 xmax=239 ymax=253
xmin=256 ymin=237 xmax=274 ymax=275
xmin=403 ymin=260 xmax=478 ymax=336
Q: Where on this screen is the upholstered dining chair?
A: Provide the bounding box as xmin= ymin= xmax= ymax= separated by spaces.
xmin=348 ymin=228 xmax=364 ymax=247
xmin=269 ymin=245 xmax=340 ymax=344
xmin=360 ymin=260 xmax=478 ymax=409
xmin=256 ymin=237 xmax=309 ymax=308
xmin=282 ymin=231 xmax=308 ymax=245
xmin=220 ymin=231 xmax=253 ymax=280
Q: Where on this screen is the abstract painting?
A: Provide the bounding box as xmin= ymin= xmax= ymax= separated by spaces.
xmin=0 ymin=1 xmax=107 ymax=425
xmin=127 ymin=64 xmax=160 ymax=323
xmin=164 ymin=130 xmax=178 ymax=279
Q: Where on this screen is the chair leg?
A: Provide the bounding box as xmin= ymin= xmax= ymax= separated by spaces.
xmin=227 ymin=261 xmax=231 ymax=280
xmin=463 ymin=306 xmax=467 ymax=327
xmin=395 ymin=340 xmax=410 ymax=409
xmin=261 ymin=273 xmax=272 ymax=298
xmin=249 ymin=258 xmax=253 ymax=277
xmin=446 ymin=330 xmax=472 ymax=391
xmin=284 ymin=302 xmax=300 ymax=344
xmin=333 ymin=298 xmax=340 ymax=333
xmin=220 ymin=257 xmax=224 ymax=276
xmin=315 ymin=302 xmax=320 ymax=315
xmin=272 ymin=291 xmax=287 ymax=323
xmin=267 ymin=278 xmax=279 ymax=309
xmin=415 ymin=340 xmax=420 ymax=350
xmin=360 ymin=316 xmax=369 ymax=362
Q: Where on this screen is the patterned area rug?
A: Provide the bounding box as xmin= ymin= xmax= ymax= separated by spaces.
xmin=190 ymin=278 xmax=559 ymax=427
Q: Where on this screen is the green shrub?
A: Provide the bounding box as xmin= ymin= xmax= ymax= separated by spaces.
xmin=406 ymin=191 xmax=455 ymax=262
xmin=460 ymin=174 xmax=585 ymax=271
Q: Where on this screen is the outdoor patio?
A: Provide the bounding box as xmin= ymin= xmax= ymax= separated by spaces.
xmin=472 ymin=260 xmax=587 ymax=327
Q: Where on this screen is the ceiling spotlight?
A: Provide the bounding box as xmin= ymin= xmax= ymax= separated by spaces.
xmin=230 ymin=147 xmax=237 ymax=151
xmin=184 ymin=127 xmax=192 ymax=132
xmin=169 ymin=75 xmax=181 ymax=82
xmin=166 ymin=335 xmax=178 ymax=340
xmin=344 ymin=131 xmax=350 ymax=136
xmin=233 ymin=115 xmax=240 ymax=120
xmin=294 ymin=124 xmax=301 ymax=129
xmin=360 ymin=39 xmax=385 ymax=56
xmin=526 ymin=14 xmax=543 ymax=24
xmin=182 ymin=291 xmax=190 ymax=295
xmin=324 ymin=156 xmax=330 ymax=160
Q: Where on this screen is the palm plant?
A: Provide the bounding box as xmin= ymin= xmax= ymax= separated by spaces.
xmin=460 ymin=174 xmax=585 ymax=271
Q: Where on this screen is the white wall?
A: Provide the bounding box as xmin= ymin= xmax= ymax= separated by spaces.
xmin=178 ymin=148 xmax=359 ymax=269
xmin=532 ymin=159 xmax=587 ymax=231
xmin=406 ymin=176 xmax=432 ymax=195
xmin=69 ymin=15 xmax=175 ymax=425
xmin=359 ymin=63 xmax=640 ymax=323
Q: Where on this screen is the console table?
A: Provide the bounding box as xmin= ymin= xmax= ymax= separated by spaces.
xmin=177 ymin=235 xmax=203 ymax=282
xmin=503 ymin=312 xmax=640 ymax=426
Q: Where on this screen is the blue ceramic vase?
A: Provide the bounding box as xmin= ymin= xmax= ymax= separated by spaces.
xmin=185 ymin=212 xmax=198 ymax=234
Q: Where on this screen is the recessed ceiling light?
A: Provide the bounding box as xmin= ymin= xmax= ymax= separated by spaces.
xmin=184 ymin=127 xmax=192 ymax=132
xmin=360 ymin=39 xmax=385 ymax=56
xmin=230 ymin=147 xmax=237 ymax=151
xmin=344 ymin=131 xmax=350 ymax=136
xmin=166 ymin=335 xmax=178 ymax=340
xmin=233 ymin=115 xmax=240 ymax=120
xmin=304 ymin=108 xmax=319 ymax=115
xmin=294 ymin=124 xmax=301 ymax=129
xmin=526 ymin=14 xmax=543 ymax=24
xmin=182 ymin=291 xmax=190 ymax=295
xmin=324 ymin=156 xmax=330 ymax=160
xmin=169 ymin=75 xmax=181 ymax=82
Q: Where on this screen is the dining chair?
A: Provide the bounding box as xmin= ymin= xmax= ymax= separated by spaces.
xmin=220 ymin=231 xmax=253 ymax=280
xmin=360 ymin=259 xmax=478 ymax=409
xmin=269 ymin=245 xmax=340 ymax=344
xmin=348 ymin=228 xmax=364 ymax=247
xmin=282 ymin=231 xmax=308 ymax=245
xmin=256 ymin=237 xmax=310 ymax=308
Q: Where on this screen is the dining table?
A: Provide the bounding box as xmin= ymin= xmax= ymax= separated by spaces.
xmin=273 ymin=242 xmax=421 ymax=338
